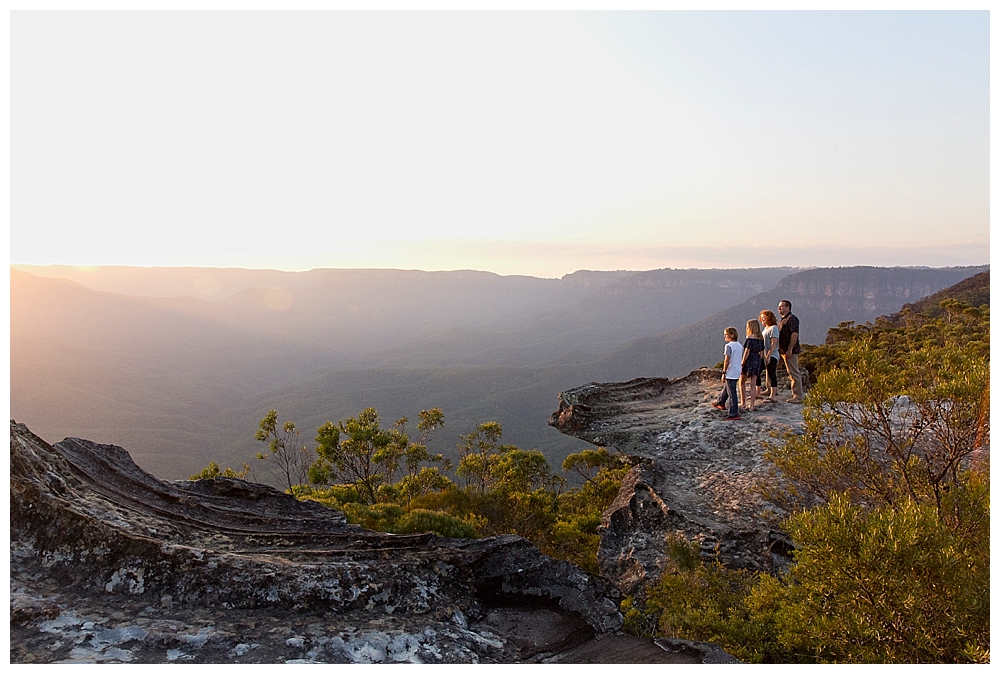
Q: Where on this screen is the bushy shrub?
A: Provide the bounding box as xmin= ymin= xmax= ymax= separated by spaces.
xmin=543 ymin=514 xmax=601 ymax=573
xmin=292 ymin=483 xmax=363 ymax=509
xmin=639 ymin=535 xmax=788 ymax=663
xmin=189 ymin=460 xmax=251 ymax=481
xmin=635 ymin=474 xmax=989 ymax=664
xmin=391 ymin=509 xmax=481 ymax=539
xmin=770 ymin=473 xmax=989 ymax=663
xmin=341 ymin=502 xmax=404 ymax=531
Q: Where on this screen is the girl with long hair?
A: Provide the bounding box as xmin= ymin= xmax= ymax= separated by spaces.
xmin=740 ymin=319 xmax=765 ymax=411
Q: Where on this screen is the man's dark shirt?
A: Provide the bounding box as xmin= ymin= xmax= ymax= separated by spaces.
xmin=779 ymin=312 xmax=800 ymax=355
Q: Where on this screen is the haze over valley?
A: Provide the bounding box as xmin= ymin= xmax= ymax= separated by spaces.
xmin=10 ymin=264 xmax=986 ymax=482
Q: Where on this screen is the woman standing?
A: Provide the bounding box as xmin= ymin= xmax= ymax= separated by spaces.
xmin=758 ymin=310 xmax=780 ymax=403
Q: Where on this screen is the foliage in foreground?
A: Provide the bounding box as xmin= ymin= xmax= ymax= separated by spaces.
xmin=192 ymin=402 xmax=628 ymax=568
xmin=189 ymin=460 xmax=252 ymax=481
xmin=276 ymin=411 xmax=631 ymax=573
xmin=629 ymin=469 xmax=988 ymax=663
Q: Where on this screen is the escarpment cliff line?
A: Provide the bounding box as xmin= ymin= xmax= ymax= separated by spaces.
xmin=550 ymin=370 xmax=804 ymax=595
xmin=596 ymin=265 xmax=987 ymax=381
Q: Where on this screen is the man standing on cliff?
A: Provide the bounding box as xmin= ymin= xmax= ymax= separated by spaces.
xmin=777 ymin=300 xmax=803 ymax=403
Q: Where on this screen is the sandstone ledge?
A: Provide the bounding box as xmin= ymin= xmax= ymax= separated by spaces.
xmin=550 ymin=369 xmax=804 ymax=593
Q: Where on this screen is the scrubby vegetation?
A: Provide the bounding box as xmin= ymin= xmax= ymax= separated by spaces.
xmin=190 ymin=405 xmax=632 ymax=574
xmin=189 ymin=460 xmax=252 ymax=481
xmin=625 ymin=288 xmax=990 ymax=663
xmin=302 ymin=412 xmax=630 ymax=573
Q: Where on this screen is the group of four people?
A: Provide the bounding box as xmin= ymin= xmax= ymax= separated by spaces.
xmin=714 ymin=299 xmax=804 ymax=421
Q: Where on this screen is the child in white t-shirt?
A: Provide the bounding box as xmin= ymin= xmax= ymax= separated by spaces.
xmin=712 ymin=327 xmax=744 ymax=420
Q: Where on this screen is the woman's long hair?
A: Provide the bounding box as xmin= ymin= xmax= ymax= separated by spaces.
xmin=759 ymin=309 xmax=778 ymax=327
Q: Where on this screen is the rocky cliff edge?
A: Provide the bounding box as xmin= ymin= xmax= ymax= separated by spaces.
xmin=550 ymin=369 xmax=804 ymax=595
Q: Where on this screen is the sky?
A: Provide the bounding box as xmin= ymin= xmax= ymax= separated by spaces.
xmin=10 ymin=10 xmax=990 ymax=278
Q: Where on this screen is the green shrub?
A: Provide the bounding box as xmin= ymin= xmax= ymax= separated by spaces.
xmin=293 ymin=483 xmax=363 ymax=509
xmin=640 ymin=535 xmax=789 ymax=663
xmin=189 ymin=460 xmax=251 ymax=480
xmin=771 ymin=480 xmax=989 ymax=663
xmin=635 ymin=466 xmax=989 ymax=664
xmin=542 ymin=515 xmax=601 ymax=573
xmin=341 ymin=502 xmax=405 ymax=531
xmin=391 ymin=509 xmax=480 ymax=539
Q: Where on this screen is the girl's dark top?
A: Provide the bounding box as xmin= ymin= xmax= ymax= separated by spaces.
xmin=742 ymin=337 xmax=765 ymax=376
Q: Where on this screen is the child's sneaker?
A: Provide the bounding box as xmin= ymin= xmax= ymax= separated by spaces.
xmin=712 ymin=404 xmax=726 ymax=410
xmin=724 ymin=416 xmax=741 ymax=421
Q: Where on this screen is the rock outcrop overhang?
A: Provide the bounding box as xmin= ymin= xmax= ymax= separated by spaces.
xmin=550 ymin=369 xmax=804 ymax=594
xmin=10 ymin=420 xmax=739 ymax=663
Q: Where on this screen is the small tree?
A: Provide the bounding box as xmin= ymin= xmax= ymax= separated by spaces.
xmin=397 ymin=407 xmax=449 ymax=479
xmin=562 ymin=447 xmax=626 ymax=485
xmin=310 ymin=408 xmax=412 ymax=504
xmin=492 ymin=448 xmax=563 ymax=494
xmin=309 ymin=407 xmax=452 ymax=505
xmin=455 ymin=421 xmax=504 ymax=492
xmin=255 ymin=409 xmax=311 ymax=492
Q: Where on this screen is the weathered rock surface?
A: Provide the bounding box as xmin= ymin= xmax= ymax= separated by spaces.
xmin=10 ymin=420 xmax=733 ymax=663
xmin=550 ymin=369 xmax=804 ymax=594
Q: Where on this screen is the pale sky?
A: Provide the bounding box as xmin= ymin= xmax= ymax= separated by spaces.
xmin=11 ymin=10 xmax=990 ymax=277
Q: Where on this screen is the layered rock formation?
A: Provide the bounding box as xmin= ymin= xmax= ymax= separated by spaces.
xmin=550 ymin=369 xmax=804 ymax=595
xmin=10 ymin=421 xmax=735 ymax=664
